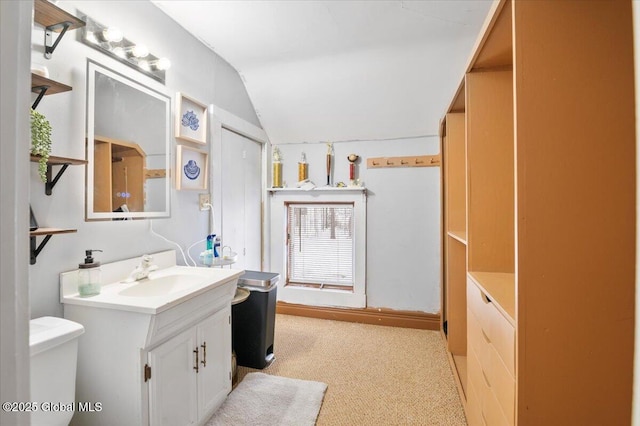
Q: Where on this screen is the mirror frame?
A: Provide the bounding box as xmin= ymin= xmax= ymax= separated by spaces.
xmin=86 ymin=60 xmax=171 ymax=220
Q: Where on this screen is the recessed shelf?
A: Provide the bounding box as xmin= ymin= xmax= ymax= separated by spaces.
xmin=30 ymin=155 xmax=88 ymax=195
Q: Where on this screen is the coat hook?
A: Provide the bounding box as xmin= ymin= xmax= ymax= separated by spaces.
xmin=415 ymin=158 xmax=423 ymax=164
xmin=372 ymin=160 xmax=379 ymax=166
xmin=401 ymin=160 xmax=408 ymax=165
xmin=386 ymin=159 xmax=393 ymax=165
xmin=430 ymin=158 xmax=437 ymax=164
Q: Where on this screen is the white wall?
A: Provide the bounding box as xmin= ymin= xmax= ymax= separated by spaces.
xmin=28 ymin=0 xmax=259 ymax=318
xmin=270 ymin=136 xmax=441 ymax=313
xmin=1 ymin=1 xmax=33 ymax=423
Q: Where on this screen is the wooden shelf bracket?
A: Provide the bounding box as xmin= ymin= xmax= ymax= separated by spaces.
xmin=367 ymin=155 xmax=441 ymax=169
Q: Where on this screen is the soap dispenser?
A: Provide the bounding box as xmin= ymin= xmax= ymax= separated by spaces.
xmin=78 ymin=249 xmax=102 ymax=297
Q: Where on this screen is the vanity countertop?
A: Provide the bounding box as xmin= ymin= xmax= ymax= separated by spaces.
xmin=60 ymin=251 xmax=244 ymax=315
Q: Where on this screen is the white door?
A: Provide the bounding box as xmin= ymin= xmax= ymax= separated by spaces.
xmin=148 ymin=328 xmax=198 ymax=426
xmin=221 ymin=129 xmax=262 ymax=270
xmin=196 ymin=307 xmax=232 ymax=420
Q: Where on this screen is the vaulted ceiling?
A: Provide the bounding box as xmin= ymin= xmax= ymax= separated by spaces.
xmin=152 ymin=1 xmax=493 ymax=144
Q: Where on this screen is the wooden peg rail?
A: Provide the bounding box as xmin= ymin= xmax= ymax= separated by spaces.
xmin=367 ymin=155 xmax=441 ymax=169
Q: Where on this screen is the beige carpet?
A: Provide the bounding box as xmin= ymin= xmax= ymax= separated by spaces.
xmin=237 ymin=314 xmax=467 ymax=425
xmin=207 ymin=372 xmax=327 ymax=425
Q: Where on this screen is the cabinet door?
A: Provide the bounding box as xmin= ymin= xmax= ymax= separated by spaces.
xmin=148 ymin=328 xmax=198 ymax=426
xmin=196 ymin=306 xmax=232 ymax=420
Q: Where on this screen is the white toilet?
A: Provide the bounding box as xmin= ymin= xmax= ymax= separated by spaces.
xmin=30 ymin=316 xmax=84 ymax=426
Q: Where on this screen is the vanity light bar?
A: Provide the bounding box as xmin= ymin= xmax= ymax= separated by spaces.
xmin=79 ymin=13 xmax=170 ymax=84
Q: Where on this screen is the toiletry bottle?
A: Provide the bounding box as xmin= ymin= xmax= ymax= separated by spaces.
xmin=78 ymin=249 xmax=102 ymax=297
xmin=213 ymin=235 xmax=221 ymax=258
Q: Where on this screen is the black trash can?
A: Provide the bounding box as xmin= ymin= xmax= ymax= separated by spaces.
xmin=232 ymin=271 xmax=279 ymax=369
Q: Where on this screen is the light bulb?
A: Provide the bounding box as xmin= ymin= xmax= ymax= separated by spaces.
xmin=102 ymin=27 xmax=123 ymax=43
xmin=155 ymin=58 xmax=171 ymax=70
xmin=112 ymin=46 xmax=126 ymax=58
xmin=86 ymin=32 xmax=99 ymax=44
xmin=131 ymin=44 xmax=149 ymax=58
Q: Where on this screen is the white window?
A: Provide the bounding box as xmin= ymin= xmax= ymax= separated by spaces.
xmin=269 ymin=189 xmax=366 ymax=308
xmin=286 ymin=203 xmax=354 ymax=289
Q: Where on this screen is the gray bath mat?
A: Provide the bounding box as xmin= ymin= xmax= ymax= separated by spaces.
xmin=206 ymin=372 xmax=327 ymax=426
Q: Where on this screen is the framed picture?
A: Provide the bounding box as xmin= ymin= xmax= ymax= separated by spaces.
xmin=176 ymin=92 xmax=207 ymax=145
xmin=176 ymin=145 xmax=208 ymax=190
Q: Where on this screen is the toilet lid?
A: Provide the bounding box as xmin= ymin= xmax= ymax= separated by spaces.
xmin=30 ymin=317 xmax=84 ymax=356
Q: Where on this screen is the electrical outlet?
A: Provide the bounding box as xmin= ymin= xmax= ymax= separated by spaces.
xmin=199 ymin=193 xmax=211 ymax=211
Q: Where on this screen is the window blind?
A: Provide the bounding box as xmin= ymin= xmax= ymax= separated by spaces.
xmin=287 ymin=203 xmax=354 ymax=287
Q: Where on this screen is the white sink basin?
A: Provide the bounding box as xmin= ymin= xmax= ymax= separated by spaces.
xmin=60 ymin=262 xmax=244 ymax=314
xmin=118 ymin=274 xmax=203 ymax=297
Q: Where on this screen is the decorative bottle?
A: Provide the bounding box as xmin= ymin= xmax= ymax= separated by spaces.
xmin=272 ymin=147 xmax=283 ymax=188
xmin=298 ymin=152 xmax=308 ymax=182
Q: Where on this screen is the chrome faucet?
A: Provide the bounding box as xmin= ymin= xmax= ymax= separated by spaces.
xmin=125 ymin=255 xmax=158 ymax=282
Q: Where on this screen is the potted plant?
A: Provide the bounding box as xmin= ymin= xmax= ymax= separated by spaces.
xmin=30 ymin=108 xmax=52 ymax=182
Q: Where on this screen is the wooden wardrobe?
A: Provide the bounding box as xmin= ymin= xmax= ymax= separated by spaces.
xmin=440 ymin=1 xmax=635 ymax=424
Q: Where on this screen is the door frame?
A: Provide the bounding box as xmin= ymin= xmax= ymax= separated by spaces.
xmin=209 ymin=106 xmax=269 ymax=270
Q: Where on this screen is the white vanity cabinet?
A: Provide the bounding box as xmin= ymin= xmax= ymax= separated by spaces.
xmin=148 ymin=306 xmax=231 ymax=426
xmin=61 ymin=255 xmax=241 ymax=426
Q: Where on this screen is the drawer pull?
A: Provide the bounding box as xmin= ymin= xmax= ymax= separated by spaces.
xmin=482 ymin=369 xmax=491 ymax=388
xmin=481 ymin=292 xmax=492 ymax=304
xmin=481 ymin=329 xmax=491 ymax=344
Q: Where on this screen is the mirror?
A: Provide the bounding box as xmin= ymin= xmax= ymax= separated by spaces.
xmin=86 ymin=60 xmax=171 ymax=220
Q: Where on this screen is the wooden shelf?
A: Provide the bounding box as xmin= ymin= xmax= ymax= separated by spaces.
xmin=29 ymin=228 xmax=77 ymax=265
xmin=31 ymin=73 xmax=72 ymax=109
xmin=31 ymin=74 xmax=72 ymax=96
xmin=33 ymin=0 xmax=85 ymax=59
xmin=31 ymin=154 xmax=86 ymax=166
xmin=30 ymin=227 xmax=77 ymax=237
xmin=467 ymin=271 xmax=515 ymax=324
xmin=447 ymin=231 xmax=467 ymax=245
xmin=30 ymin=155 xmax=87 ymax=195
xmin=34 ymin=0 xmax=85 ymax=31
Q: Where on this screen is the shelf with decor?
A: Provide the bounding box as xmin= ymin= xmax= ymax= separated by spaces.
xmin=30 ymin=155 xmax=87 ymax=196
xmin=29 ymin=0 xmax=86 ymax=266
xmin=31 ymin=73 xmax=72 ymax=109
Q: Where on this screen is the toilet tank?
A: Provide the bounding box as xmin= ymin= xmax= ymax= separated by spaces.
xmin=30 ymin=316 xmax=84 ymax=426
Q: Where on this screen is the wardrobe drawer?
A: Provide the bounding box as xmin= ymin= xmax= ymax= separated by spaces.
xmin=467 ymin=278 xmax=515 ymax=375
xmin=465 ymin=374 xmax=484 ymax=426
xmin=486 ymin=342 xmax=515 ymax=423
xmin=468 ymin=344 xmax=511 ymax=426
